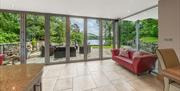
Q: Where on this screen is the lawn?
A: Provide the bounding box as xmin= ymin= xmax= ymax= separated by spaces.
xmin=140 ymin=37 xmax=158 ymax=43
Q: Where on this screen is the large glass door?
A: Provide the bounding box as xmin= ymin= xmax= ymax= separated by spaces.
xmin=87 ymin=19 xmax=100 ymax=60
xmin=102 ymin=20 xmax=113 ymax=58
xmin=49 ymin=16 xmax=66 ymax=63
xmin=26 ymin=14 xmax=45 ymax=64
xmin=70 ymin=17 xmax=84 ymax=61
xmin=0 ymin=12 xmax=20 ymax=65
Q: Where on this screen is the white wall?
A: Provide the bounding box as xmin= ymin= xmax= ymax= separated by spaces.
xmin=158 ymin=0 xmax=180 ymax=58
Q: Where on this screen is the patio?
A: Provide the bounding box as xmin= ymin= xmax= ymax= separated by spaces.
xmin=26 ymin=48 xmax=111 ymax=64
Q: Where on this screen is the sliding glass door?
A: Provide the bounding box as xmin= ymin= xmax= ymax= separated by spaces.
xmin=49 ymin=16 xmax=66 ymax=63
xmin=70 ymin=17 xmax=84 ymax=61
xmin=26 ymin=14 xmax=45 ymax=64
xmin=0 ymin=11 xmax=115 ymax=65
xmin=102 ymin=20 xmax=113 ymax=58
xmin=0 ymin=12 xmax=20 ymax=65
xmin=87 ymin=19 xmax=100 ymax=60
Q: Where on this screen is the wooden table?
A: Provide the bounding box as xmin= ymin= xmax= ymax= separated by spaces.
xmin=162 ymin=66 xmax=180 ymax=84
xmin=0 ymin=64 xmax=44 ymax=91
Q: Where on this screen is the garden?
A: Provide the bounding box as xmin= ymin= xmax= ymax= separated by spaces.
xmin=120 ymin=18 xmax=158 ymax=53
xmin=0 ymin=12 xmax=158 ymax=64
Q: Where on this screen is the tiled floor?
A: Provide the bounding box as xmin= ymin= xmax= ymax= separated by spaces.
xmin=42 ymin=59 xmax=163 ymax=91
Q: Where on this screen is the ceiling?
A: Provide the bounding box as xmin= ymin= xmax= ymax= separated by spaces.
xmin=124 ymin=7 xmax=158 ymax=21
xmin=0 ymin=0 xmax=158 ymax=19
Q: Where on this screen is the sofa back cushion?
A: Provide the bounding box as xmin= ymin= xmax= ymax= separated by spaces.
xmin=133 ymin=51 xmax=151 ymax=59
xmin=132 ymin=51 xmax=152 ymax=60
xmin=128 ymin=50 xmax=135 ymax=59
xmin=132 ymin=51 xmax=142 ymax=60
xmin=119 ymin=48 xmax=129 ymax=58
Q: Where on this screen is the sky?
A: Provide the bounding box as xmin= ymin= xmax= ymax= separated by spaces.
xmin=70 ymin=18 xmax=99 ymax=36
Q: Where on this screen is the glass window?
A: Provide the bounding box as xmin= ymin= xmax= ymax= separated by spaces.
xmin=70 ymin=17 xmax=84 ymax=61
xmin=87 ymin=19 xmax=100 ymax=59
xmin=119 ymin=7 xmax=158 ymax=53
xmin=50 ymin=16 xmax=66 ymax=63
xmin=0 ymin=12 xmax=20 ymax=65
xmin=102 ymin=20 xmax=113 ymax=58
xmin=120 ymin=20 xmax=136 ymax=49
xmin=26 ymin=14 xmax=45 ymax=64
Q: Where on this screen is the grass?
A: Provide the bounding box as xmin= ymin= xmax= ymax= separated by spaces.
xmin=140 ymin=37 xmax=158 ymax=43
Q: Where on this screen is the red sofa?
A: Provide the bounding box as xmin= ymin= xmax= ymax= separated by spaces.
xmin=111 ymin=48 xmax=157 ymax=74
xmin=0 ymin=54 xmax=4 ymax=65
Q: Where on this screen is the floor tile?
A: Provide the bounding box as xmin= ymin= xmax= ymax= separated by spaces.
xmin=112 ymin=79 xmax=136 ymax=91
xmin=41 ymin=59 xmax=163 ymax=91
xmin=92 ymin=85 xmax=117 ymax=91
xmin=42 ymin=78 xmax=57 ymax=91
xmin=61 ymin=89 xmax=73 ymax=91
xmin=53 ymin=78 xmax=72 ymax=91
xmin=43 ymin=69 xmax=60 ymax=78
xmin=104 ymin=71 xmax=123 ymax=81
xmin=91 ymin=71 xmax=111 ymax=87
xmin=73 ymin=75 xmax=96 ymax=91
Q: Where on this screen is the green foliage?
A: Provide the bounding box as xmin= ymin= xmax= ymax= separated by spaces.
xmin=50 ymin=16 xmax=66 ymax=45
xmin=139 ymin=18 xmax=158 ymax=37
xmin=120 ymin=20 xmax=136 ymax=45
xmin=70 ymin=23 xmax=83 ymax=46
xmin=26 ymin=15 xmax=45 ymax=41
xmin=71 ymin=31 xmax=83 ymax=45
xmin=31 ymin=38 xmax=37 ymax=47
xmin=140 ymin=37 xmax=158 ymax=43
xmin=0 ymin=33 xmax=19 ymax=43
xmin=119 ymin=18 xmax=158 ymax=52
xmin=0 ymin=12 xmax=158 ymax=51
xmin=0 ymin=12 xmax=20 ymax=43
xmin=0 ymin=13 xmax=67 ymax=45
xmin=103 ymin=20 xmax=113 ymax=45
xmin=119 ymin=18 xmax=158 ymax=44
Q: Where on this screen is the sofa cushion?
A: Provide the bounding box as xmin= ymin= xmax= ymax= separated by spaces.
xmin=115 ymin=56 xmax=133 ymax=64
xmin=132 ymin=51 xmax=143 ymax=60
xmin=119 ymin=48 xmax=129 ymax=58
xmin=128 ymin=50 xmax=135 ymax=59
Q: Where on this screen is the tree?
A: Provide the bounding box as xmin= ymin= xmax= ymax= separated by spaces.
xmin=70 ymin=23 xmax=83 ymax=46
xmin=50 ymin=16 xmax=66 ymax=45
xmin=119 ymin=20 xmax=136 ymax=45
xmin=26 ymin=15 xmax=45 ymax=41
xmin=139 ymin=18 xmax=158 ymax=38
xmin=0 ymin=12 xmax=20 ymax=43
xmin=103 ymin=20 xmax=113 ymax=45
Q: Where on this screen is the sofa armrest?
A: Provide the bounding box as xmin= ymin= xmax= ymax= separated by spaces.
xmin=133 ymin=55 xmax=157 ymax=74
xmin=0 ymin=54 xmax=5 ymax=65
xmin=111 ymin=49 xmax=120 ymax=56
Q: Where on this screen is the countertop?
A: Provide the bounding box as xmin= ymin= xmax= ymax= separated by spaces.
xmin=0 ymin=64 xmax=44 ymax=91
